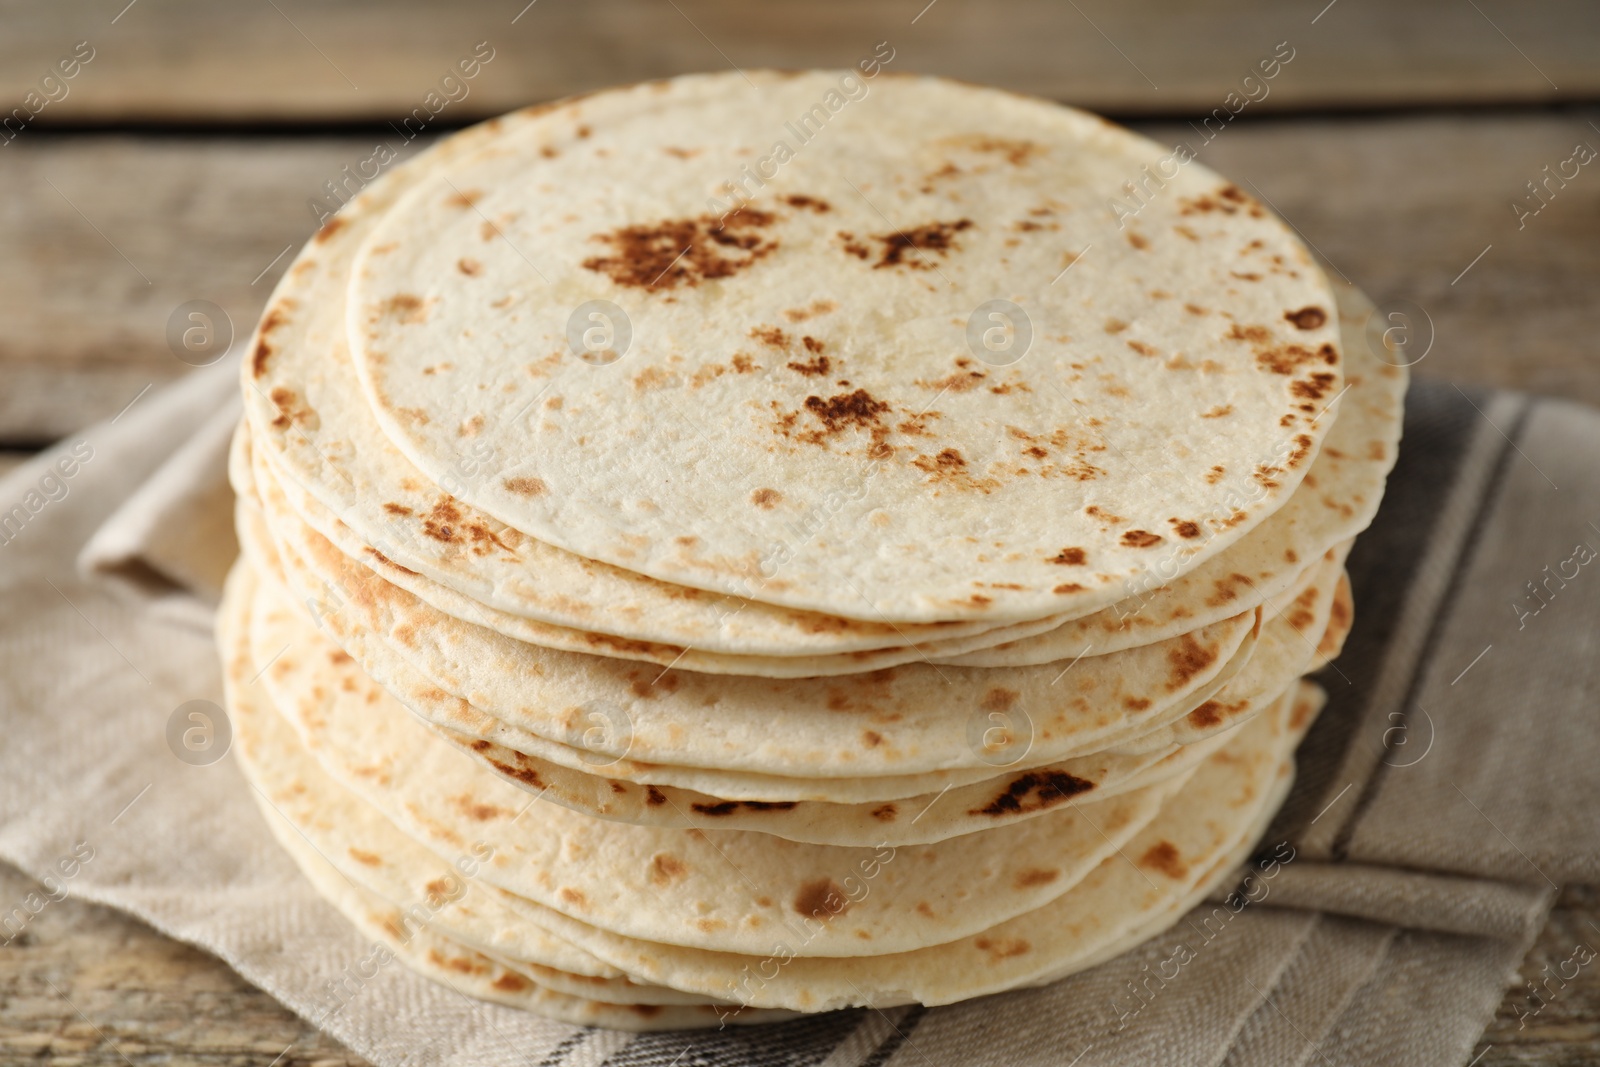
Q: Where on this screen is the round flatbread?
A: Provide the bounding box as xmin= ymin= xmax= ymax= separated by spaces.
xmin=347 ymin=71 xmax=1345 ymax=623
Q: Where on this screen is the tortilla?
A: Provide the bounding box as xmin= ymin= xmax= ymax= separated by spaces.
xmin=475 ymin=685 xmax=1312 ymax=1011
xmin=237 ymin=565 xmax=1230 ymax=960
xmin=242 ymin=94 xmax=1023 ymax=659
xmin=934 ymin=283 xmax=1402 ymax=664
xmin=256 ymin=502 xmax=1258 ymax=777
xmin=245 ymin=434 xmax=1074 ymax=677
xmin=348 ymin=72 xmax=1342 ymax=623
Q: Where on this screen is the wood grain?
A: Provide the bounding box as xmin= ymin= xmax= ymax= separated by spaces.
xmin=1 ymin=0 xmax=1596 ymax=125
xmin=1 ymin=112 xmax=1596 ymax=442
xmin=0 ymin=863 xmax=367 ymax=1066
xmin=1 ymin=861 xmax=1594 ymax=1064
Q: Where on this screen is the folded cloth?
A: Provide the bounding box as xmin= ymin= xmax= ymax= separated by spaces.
xmin=1 ymin=366 xmax=1595 ymax=1067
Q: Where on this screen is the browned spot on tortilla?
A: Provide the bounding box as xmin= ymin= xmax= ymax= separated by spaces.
xmin=751 ymin=487 xmax=781 ymax=509
xmin=649 ymin=853 xmax=687 ymax=886
xmin=313 ymin=216 xmax=347 ymax=244
xmin=871 ymin=804 xmax=897 ymax=821
xmin=486 ymin=756 xmax=542 ymax=788
xmin=447 ymin=188 xmax=483 ymax=208
xmin=1291 ymin=372 xmax=1338 ymax=401
xmin=1258 ymin=343 xmax=1337 ymax=375
xmin=347 ymin=848 xmax=382 ymax=867
xmin=645 ymin=786 xmax=667 ymax=806
xmin=267 ymin=386 xmax=313 ymax=431
xmin=751 ymin=325 xmax=790 ymax=347
xmin=1180 ymin=184 xmax=1259 ymax=218
xmin=384 ymin=294 xmax=427 ymax=323
xmin=1171 ymin=519 xmax=1201 ymax=539
xmin=1166 ymin=632 xmax=1218 ymax=688
xmin=504 ymin=477 xmax=547 ymax=496
xmin=957 ymin=135 xmax=1042 ymax=166
xmin=974 ymin=936 xmax=1031 ymax=961
xmin=629 ymin=672 xmax=680 ymax=698
xmin=782 ymin=194 xmax=831 ymax=212
xmin=918 ymin=359 xmax=988 ymax=392
xmin=1201 ymin=405 xmax=1233 ymax=419
xmin=690 ymin=799 xmax=798 ymax=816
xmin=1208 ymin=573 xmax=1254 ymax=606
xmin=663 ymin=146 xmax=700 ymax=159
xmin=1122 ymin=529 xmax=1163 ymax=548
xmin=456 ymin=257 xmax=483 ymax=276
xmin=794 ymin=878 xmax=850 ymax=920
xmin=365 ymin=548 xmax=417 ymax=576
xmin=452 ymin=794 xmax=512 ymax=822
xmin=1054 ymin=582 xmax=1085 ymax=593
xmin=786 ymin=341 xmax=830 ymax=376
xmin=851 ymin=219 xmax=973 ymax=270
xmin=491 ymin=973 xmax=529 ymax=992
xmin=981 ymin=687 xmax=1019 ymax=711
xmin=1285 ymin=306 xmax=1327 ymax=330
xmin=559 ymin=887 xmax=588 ymax=908
xmin=1139 ymin=840 xmax=1190 ymax=878
xmin=970 ymin=770 xmax=1094 ymax=816
xmin=1187 ymin=700 xmax=1223 ymax=729
xmin=382 ymin=502 xmax=411 ymax=516
xmin=1126 ymin=231 xmax=1149 ymax=250
xmin=1050 ymin=547 xmax=1087 ymax=565
xmin=1205 ymin=464 xmax=1226 ymax=484
xmin=1014 ymin=868 xmax=1059 ymax=888
xmin=252 ymin=338 xmax=274 ymax=378
xmin=912 ymin=447 xmax=974 ymax=483
xmin=1124 ymin=696 xmax=1152 ymax=711
xmin=782 ymin=299 xmax=838 ymax=323
xmin=916 ymin=901 xmax=935 ymax=918
xmin=802 ymin=389 xmax=889 ymax=435
xmin=426 ymin=949 xmax=480 ymax=975
xmin=582 ymin=207 xmax=776 ymax=291
xmin=1126 ymin=340 xmax=1158 ymax=357
xmin=862 ymin=730 xmax=884 ymax=747
xmin=419 ymin=498 xmax=462 ymax=542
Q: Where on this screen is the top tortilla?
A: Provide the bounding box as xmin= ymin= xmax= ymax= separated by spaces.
xmin=347 ymin=71 xmax=1343 ymax=623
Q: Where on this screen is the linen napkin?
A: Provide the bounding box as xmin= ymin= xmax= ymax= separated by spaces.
xmin=2 ymin=358 xmax=1595 ymax=1067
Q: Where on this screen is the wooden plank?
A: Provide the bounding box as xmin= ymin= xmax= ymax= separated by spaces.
xmin=1480 ymin=884 xmax=1600 ymax=1065
xmin=0 ymin=133 xmax=382 ymax=442
xmin=0 ymin=862 xmax=368 ymax=1066
xmin=0 ymin=0 xmax=1595 ymax=126
xmin=1 ymin=861 xmax=1595 ymax=1062
xmin=2 ymin=112 xmax=1596 ymax=441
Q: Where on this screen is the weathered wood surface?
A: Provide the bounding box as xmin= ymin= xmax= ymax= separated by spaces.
xmin=0 ymin=860 xmax=1593 ymax=1065
xmin=1 ymin=0 xmax=1595 ymax=126
xmin=2 ymin=112 xmax=1597 ymax=442
xmin=0 ymin=863 xmax=368 ymax=1066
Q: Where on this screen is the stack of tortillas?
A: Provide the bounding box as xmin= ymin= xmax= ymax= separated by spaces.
xmin=219 ymin=71 xmax=1406 ymax=1029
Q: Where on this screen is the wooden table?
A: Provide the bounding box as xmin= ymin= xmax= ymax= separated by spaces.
xmin=2 ymin=2 xmax=1597 ymax=1062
